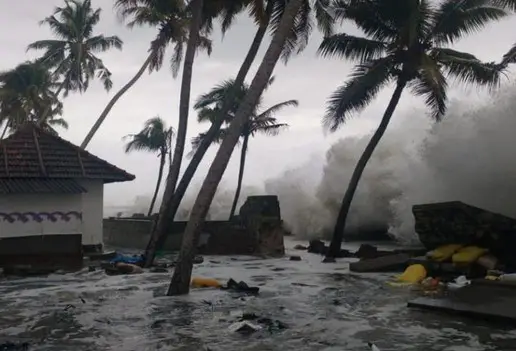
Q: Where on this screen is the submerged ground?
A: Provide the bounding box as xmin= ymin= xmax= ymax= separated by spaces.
xmin=0 ymin=239 xmax=515 ymax=350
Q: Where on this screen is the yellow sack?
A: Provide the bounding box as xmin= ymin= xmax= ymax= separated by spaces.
xmin=397 ymin=264 xmax=427 ymax=284
xmin=427 ymin=244 xmax=463 ymax=262
xmin=452 ymin=246 xmax=488 ymax=264
xmin=191 ymin=277 xmax=222 ymax=288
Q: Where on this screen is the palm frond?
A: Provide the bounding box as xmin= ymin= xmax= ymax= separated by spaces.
xmin=490 ymin=0 xmax=516 ymax=11
xmin=332 ymin=0 xmax=399 ymax=42
xmin=501 ymin=42 xmax=516 ymax=66
xmin=410 ymin=54 xmax=448 ymax=121
xmin=257 ymin=99 xmax=299 ymax=119
xmin=318 ymin=34 xmax=387 ymax=62
xmin=86 ymin=35 xmax=124 ymax=52
xmin=431 ymin=0 xmax=509 ymax=44
xmin=251 ymin=122 xmax=289 ymax=136
xmin=324 ymin=56 xmax=395 ymax=132
xmin=432 ymin=47 xmax=503 ymax=90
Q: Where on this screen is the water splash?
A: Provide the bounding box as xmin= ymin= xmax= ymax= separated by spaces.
xmin=124 ymin=82 xmax=516 ymax=243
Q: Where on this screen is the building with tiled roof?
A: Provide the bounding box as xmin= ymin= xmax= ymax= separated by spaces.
xmin=0 ymin=124 xmax=134 ymax=266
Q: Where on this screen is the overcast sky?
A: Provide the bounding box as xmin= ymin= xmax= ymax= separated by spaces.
xmin=1 ymin=0 xmax=515 ymax=210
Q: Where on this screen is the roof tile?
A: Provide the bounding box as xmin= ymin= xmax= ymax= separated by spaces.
xmin=0 ymin=124 xmax=135 ymax=183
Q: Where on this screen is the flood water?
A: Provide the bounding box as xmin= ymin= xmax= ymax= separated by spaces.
xmin=1 ymin=240 xmax=515 ymax=350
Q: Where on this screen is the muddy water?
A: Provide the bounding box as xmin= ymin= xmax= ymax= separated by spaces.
xmin=0 ymin=240 xmax=515 ymax=351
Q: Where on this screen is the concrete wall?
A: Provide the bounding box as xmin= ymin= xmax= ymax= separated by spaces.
xmin=104 ymin=196 xmax=287 ymax=256
xmin=79 ymin=180 xmax=104 ymax=246
xmin=0 ymin=193 xmax=82 ymax=238
xmin=103 ymin=218 xmax=228 ymax=251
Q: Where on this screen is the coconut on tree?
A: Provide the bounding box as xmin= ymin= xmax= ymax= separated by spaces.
xmin=0 ymin=61 xmax=67 ymax=137
xmin=123 ymin=117 xmax=174 ymax=216
xmin=27 ymin=0 xmax=122 ymax=126
xmin=317 ymin=0 xmax=509 ymax=259
xmin=191 ymin=77 xmax=297 ymax=219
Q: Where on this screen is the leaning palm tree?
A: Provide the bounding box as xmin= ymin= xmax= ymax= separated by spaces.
xmin=167 ymin=0 xmax=305 ymax=296
xmin=28 ymin=0 xmax=122 ymax=126
xmin=124 ymin=117 xmax=174 ymax=216
xmin=317 ymin=0 xmax=508 ymax=259
xmin=80 ymin=0 xmax=214 ymax=149
xmin=0 ymin=61 xmax=67 ymax=137
xmin=146 ymin=0 xmax=335 ymax=268
xmin=192 ymin=78 xmax=297 ymax=219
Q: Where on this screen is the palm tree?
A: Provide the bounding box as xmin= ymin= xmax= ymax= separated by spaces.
xmin=167 ymin=0 xmax=304 ymax=296
xmin=124 ymin=117 xmax=174 ymax=216
xmin=191 ymin=78 xmax=297 ymax=219
xmin=0 ymin=61 xmax=67 ymax=137
xmin=317 ymin=0 xmax=508 ymax=259
xmin=145 ymin=0 xmax=335 ymax=268
xmin=28 ymin=0 xmax=123 ymax=126
xmin=80 ymin=0 xmax=214 ymax=149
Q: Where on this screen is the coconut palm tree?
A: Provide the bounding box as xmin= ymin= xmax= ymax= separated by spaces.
xmin=145 ymin=0 xmax=335 ymax=268
xmin=167 ymin=0 xmax=304 ymax=296
xmin=0 ymin=62 xmax=67 ymax=137
xmin=124 ymin=117 xmax=174 ymax=216
xmin=317 ymin=0 xmax=508 ymax=259
xmin=80 ymin=0 xmax=214 ymax=149
xmin=28 ymin=0 xmax=123 ymax=126
xmin=191 ymin=78 xmax=297 ymax=219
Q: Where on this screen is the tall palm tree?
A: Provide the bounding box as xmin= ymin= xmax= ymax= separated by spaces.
xmin=0 ymin=62 xmax=67 ymax=137
xmin=146 ymin=0 xmax=335 ymax=268
xmin=28 ymin=0 xmax=123 ymax=126
xmin=192 ymin=78 xmax=297 ymax=219
xmin=317 ymin=0 xmax=508 ymax=259
xmin=80 ymin=0 xmax=214 ymax=149
xmin=124 ymin=117 xmax=174 ymax=216
xmin=167 ymin=0 xmax=304 ymax=296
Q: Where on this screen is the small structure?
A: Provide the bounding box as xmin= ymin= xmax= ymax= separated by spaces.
xmin=104 ymin=195 xmax=286 ymax=256
xmin=0 ymin=124 xmax=134 ymax=269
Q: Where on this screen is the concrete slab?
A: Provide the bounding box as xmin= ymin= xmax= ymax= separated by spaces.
xmin=408 ymin=284 xmax=516 ymax=323
xmin=349 ymin=253 xmax=410 ymax=273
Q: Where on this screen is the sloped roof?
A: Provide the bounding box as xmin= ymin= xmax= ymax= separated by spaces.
xmin=0 ymin=124 xmax=135 ymax=183
xmin=0 ymin=178 xmax=87 ymax=194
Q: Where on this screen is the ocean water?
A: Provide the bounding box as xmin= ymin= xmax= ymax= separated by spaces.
xmin=0 ymin=240 xmax=514 ymax=351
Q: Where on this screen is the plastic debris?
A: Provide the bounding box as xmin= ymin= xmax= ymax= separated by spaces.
xmin=368 ymin=342 xmax=381 ymax=351
xmin=447 ymin=275 xmax=471 ymax=289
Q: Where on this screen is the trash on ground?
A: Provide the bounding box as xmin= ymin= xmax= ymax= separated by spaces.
xmin=222 ymin=278 xmax=259 ymax=294
xmin=104 ymin=262 xmax=143 ymax=275
xmin=397 ymin=264 xmax=427 ymax=284
xmin=447 ymin=275 xmax=471 ymax=289
xmin=426 ymin=244 xmax=463 ymax=262
xmin=451 ymin=246 xmax=488 ymax=264
xmin=191 ymin=277 xmax=222 ymax=288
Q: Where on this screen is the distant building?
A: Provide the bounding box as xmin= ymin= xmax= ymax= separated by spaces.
xmin=0 ymin=124 xmax=134 ymax=268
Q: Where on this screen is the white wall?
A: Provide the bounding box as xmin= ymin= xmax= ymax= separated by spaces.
xmin=79 ymin=180 xmax=104 ymax=246
xmin=0 ymin=193 xmax=82 ymax=238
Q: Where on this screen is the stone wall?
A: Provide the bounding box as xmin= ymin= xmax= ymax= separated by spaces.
xmin=413 ymin=201 xmax=516 ymax=268
xmin=103 ymin=195 xmax=286 ymax=256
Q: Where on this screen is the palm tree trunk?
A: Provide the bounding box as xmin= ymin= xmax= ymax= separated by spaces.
xmin=229 ymin=133 xmax=249 ymax=219
xmin=148 ymin=151 xmax=166 ymax=217
xmin=1 ymin=122 xmax=10 ymax=139
xmin=36 ymin=82 xmax=65 ymax=127
xmin=326 ymin=79 xmax=407 ymax=259
xmin=80 ymin=52 xmax=154 ymax=149
xmin=166 ymin=0 xmax=303 ymax=296
xmin=142 ymin=6 xmax=272 ymax=268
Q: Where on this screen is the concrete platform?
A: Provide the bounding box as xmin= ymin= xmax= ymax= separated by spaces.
xmin=408 ymin=284 xmax=516 ymax=323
